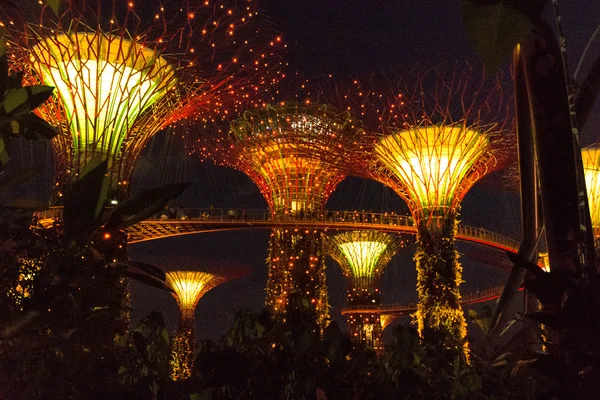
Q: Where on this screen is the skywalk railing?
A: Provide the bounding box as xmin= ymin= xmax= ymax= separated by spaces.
xmin=34 ymin=207 xmax=520 ymax=251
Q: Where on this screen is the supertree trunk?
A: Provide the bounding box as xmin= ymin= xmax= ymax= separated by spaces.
xmin=169 ymin=317 xmax=195 ymax=381
xmin=347 ymin=285 xmax=384 ymax=351
xmin=266 ymin=228 xmax=329 ymax=329
xmin=414 ymin=215 xmax=467 ymax=349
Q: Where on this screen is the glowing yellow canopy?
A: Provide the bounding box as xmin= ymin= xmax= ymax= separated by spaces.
xmin=581 ymin=146 xmax=600 ymax=233
xmin=375 ymin=125 xmax=493 ymax=217
xmin=165 ymin=271 xmax=224 ymax=322
xmin=31 ymin=31 xmax=175 ymax=159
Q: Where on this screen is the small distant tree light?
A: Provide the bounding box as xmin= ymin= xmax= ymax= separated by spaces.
xmin=165 ymin=271 xmax=227 ymax=381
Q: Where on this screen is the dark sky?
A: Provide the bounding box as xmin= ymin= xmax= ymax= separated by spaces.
xmin=128 ymin=0 xmax=600 ymax=342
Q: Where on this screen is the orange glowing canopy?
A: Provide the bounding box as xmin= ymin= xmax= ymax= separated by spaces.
xmin=165 ymin=271 xmax=225 ymax=322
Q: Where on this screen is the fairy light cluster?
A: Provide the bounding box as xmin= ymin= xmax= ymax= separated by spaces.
xmin=581 ymin=146 xmax=600 ymax=237
xmin=328 ymin=231 xmax=404 ymax=351
xmin=165 ymin=270 xmax=227 ymax=381
xmin=5 ymin=0 xmax=284 ymax=198
xmin=6 ymin=258 xmax=40 ymax=311
xmin=200 ymin=103 xmax=364 ymax=329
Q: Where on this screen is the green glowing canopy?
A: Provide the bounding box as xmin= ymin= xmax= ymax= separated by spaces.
xmin=328 ymin=231 xmax=403 ymax=288
xmin=31 ymin=31 xmax=176 ymax=161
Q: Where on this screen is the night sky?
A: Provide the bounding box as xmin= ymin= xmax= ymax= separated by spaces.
xmin=127 ymin=0 xmax=600 ymax=343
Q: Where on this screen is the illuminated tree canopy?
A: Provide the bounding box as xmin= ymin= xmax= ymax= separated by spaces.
xmin=361 ymin=65 xmax=511 ymax=354
xmin=165 ymin=271 xmax=225 ymax=323
xmin=374 ymin=124 xmax=497 ymax=220
xmin=5 ymin=0 xmax=283 ymax=197
xmin=328 ymin=230 xmax=404 ymax=292
xmin=328 ymin=230 xmax=404 ymax=351
xmin=206 ymin=103 xmax=364 ymax=215
xmin=31 ymin=32 xmax=175 ymax=180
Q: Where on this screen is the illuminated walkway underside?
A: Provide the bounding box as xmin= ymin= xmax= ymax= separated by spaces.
xmin=340 ymin=284 xmax=521 ymax=316
xmin=38 ymin=208 xmax=520 ymax=252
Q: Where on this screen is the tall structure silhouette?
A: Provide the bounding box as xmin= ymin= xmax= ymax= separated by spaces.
xmin=328 ymin=230 xmax=404 ymax=351
xmin=202 ymin=103 xmax=363 ymax=328
xmin=367 ymin=66 xmax=509 ymax=350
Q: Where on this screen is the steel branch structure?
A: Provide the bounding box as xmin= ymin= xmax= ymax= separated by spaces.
xmin=204 ymin=103 xmax=364 ymax=328
xmin=581 ymin=145 xmax=600 ymax=238
xmin=367 ymin=65 xmax=510 ymax=352
xmin=6 ymin=0 xmax=282 ymax=199
xmin=327 ymin=230 xmax=404 ymax=351
xmin=165 ymin=270 xmax=227 ymax=381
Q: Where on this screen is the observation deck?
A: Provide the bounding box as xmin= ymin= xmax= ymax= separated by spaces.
xmin=36 ymin=207 xmax=520 ymax=251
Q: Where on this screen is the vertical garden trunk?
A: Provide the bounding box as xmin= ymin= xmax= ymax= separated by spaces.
xmin=347 ymin=284 xmax=384 ymax=351
xmin=414 ymin=215 xmax=467 ymax=351
xmin=266 ymin=228 xmax=329 ymax=329
xmin=169 ymin=317 xmax=195 ymax=381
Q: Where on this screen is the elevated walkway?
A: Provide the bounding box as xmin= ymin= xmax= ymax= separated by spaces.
xmin=36 ymin=207 xmax=520 ymax=252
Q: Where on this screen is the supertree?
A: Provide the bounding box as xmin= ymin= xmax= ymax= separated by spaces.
xmin=5 ymin=0 xmax=282 ymax=201
xmin=200 ymin=103 xmax=364 ymax=328
xmin=165 ymin=270 xmax=229 ymax=381
xmin=327 ymin=230 xmax=404 ymax=351
xmin=367 ymin=65 xmax=510 ymax=351
xmin=581 ymin=145 xmax=600 ymax=239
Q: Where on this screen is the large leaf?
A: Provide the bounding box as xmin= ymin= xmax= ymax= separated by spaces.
xmin=0 ymin=166 xmax=40 ymax=190
xmin=12 ymin=114 xmax=57 ymax=140
xmin=0 ymin=136 xmax=9 ymax=170
xmin=113 ymin=260 xmax=166 ymax=281
xmin=2 ymin=85 xmax=54 ymax=116
xmin=104 ymin=182 xmax=190 ymax=230
xmin=46 ymin=0 xmax=61 ymax=15
xmin=124 ymin=270 xmax=173 ymax=292
xmin=63 ymin=159 xmax=109 ymax=248
xmin=468 ymin=306 xmax=492 ymax=335
xmin=463 ymin=0 xmax=533 ymax=69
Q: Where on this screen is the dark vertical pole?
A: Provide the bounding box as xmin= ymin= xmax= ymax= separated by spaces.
xmin=484 ymin=45 xmax=540 ymax=356
xmin=523 ymin=20 xmax=581 ymax=274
